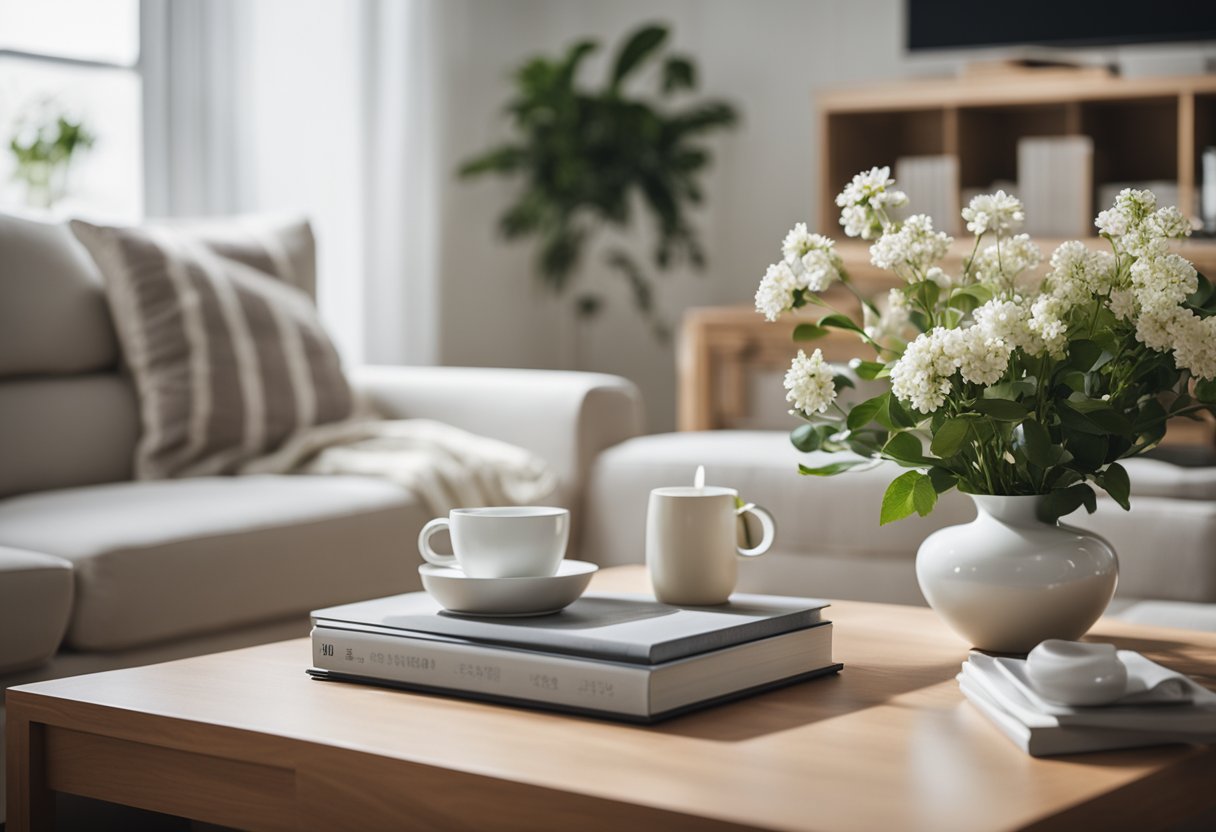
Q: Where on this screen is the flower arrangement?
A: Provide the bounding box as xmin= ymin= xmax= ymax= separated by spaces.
xmin=756 ymin=167 xmax=1216 ymax=524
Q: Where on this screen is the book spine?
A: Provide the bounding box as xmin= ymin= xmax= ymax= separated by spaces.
xmin=312 ymin=627 xmax=651 ymax=715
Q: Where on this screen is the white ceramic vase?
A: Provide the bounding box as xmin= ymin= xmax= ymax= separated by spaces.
xmin=915 ymin=494 xmax=1118 ymax=653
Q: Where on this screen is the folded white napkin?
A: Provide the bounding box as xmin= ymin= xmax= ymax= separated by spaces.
xmin=963 ymin=653 xmax=1216 ymax=735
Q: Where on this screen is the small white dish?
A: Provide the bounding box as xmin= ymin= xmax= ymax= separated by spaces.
xmin=1025 ymin=639 xmax=1129 ymax=706
xmin=418 ymin=559 xmax=598 ymax=617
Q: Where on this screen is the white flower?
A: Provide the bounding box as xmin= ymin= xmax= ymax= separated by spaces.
xmin=869 ymin=214 xmax=952 ymax=274
xmin=784 ymin=349 xmax=837 ymax=415
xmin=962 ymin=190 xmax=1024 ymax=236
xmin=925 ymin=266 xmax=955 ymax=288
xmin=973 ymin=297 xmax=1045 ymax=356
xmin=1028 ymin=295 xmax=1069 ymax=358
xmin=1046 ymin=241 xmax=1116 ymax=308
xmin=755 ymin=262 xmax=798 ymax=321
xmin=1095 ymin=188 xmax=1156 ymax=238
xmin=863 ymin=288 xmax=911 ymax=342
xmin=1135 ymin=304 xmax=1183 ymax=352
xmin=835 ymin=166 xmax=907 ymax=240
xmin=791 ymin=233 xmax=843 ymax=291
xmin=1147 ymin=205 xmax=1192 ymax=240
xmin=971 ymin=233 xmax=1042 ymax=289
xmin=890 ymin=326 xmax=1012 ymax=414
xmin=782 ymin=223 xmax=813 ymax=265
xmin=1130 ymin=253 xmax=1197 ymax=312
xmin=1172 ymin=310 xmax=1216 ymax=380
xmin=1108 ymin=287 xmax=1138 ymax=321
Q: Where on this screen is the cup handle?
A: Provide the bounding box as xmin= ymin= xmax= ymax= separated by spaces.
xmin=418 ymin=518 xmax=458 ymax=567
xmin=735 ymin=503 xmax=775 ymax=558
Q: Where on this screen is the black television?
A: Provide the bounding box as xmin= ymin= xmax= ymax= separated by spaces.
xmin=907 ymin=0 xmax=1216 ymax=52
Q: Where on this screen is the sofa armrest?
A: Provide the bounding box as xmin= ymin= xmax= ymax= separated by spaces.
xmin=0 ymin=546 xmax=73 ymax=674
xmin=348 ymin=365 xmax=645 ymax=508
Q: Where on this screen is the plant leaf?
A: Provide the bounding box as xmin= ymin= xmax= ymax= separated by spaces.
xmin=661 ymin=56 xmax=696 ymax=93
xmin=793 ymin=323 xmax=828 ymax=341
xmin=1038 ymin=483 xmax=1098 ymax=522
xmin=847 ymin=393 xmax=888 ymax=432
xmin=882 ymin=431 xmax=928 ymax=465
xmin=611 ymin=24 xmax=668 ymax=88
xmin=1066 ymin=339 xmax=1103 ymax=372
xmin=850 ymin=359 xmax=885 ymax=380
xmin=1196 ymin=378 xmax=1216 ymax=404
xmin=799 ymin=459 xmax=873 ymax=476
xmin=1100 ymin=462 xmax=1131 ymax=510
xmin=928 ymin=467 xmax=957 ymax=493
xmin=972 ymin=398 xmax=1030 ymax=420
xmin=817 ymin=312 xmax=865 ymax=335
xmin=930 ymin=418 xmax=971 ymax=458
xmin=1015 ymin=418 xmax=1054 ymax=467
xmin=880 ymin=470 xmax=934 ymax=525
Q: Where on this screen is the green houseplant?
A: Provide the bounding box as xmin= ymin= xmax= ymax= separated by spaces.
xmin=459 ymin=23 xmax=738 ymax=339
xmin=9 ymin=106 xmax=95 ymax=209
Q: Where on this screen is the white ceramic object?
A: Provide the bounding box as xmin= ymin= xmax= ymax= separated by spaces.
xmin=646 ymin=486 xmax=776 ymax=605
xmin=418 ymin=559 xmax=597 ymax=617
xmin=916 ymin=495 xmax=1117 ymax=653
xmin=1025 ymin=639 xmax=1129 ymax=705
xmin=417 ymin=506 xmax=569 ymax=578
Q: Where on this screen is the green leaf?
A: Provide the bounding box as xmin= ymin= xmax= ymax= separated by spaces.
xmin=984 ymin=380 xmax=1035 ymax=401
xmin=833 ymin=374 xmax=856 ymax=392
xmin=880 ymin=471 xmax=922 ymax=525
xmin=793 ymin=323 xmax=828 ymax=341
xmin=1057 ymin=370 xmax=1088 ymax=393
xmin=847 ymin=393 xmax=888 ymax=431
xmin=909 ymin=280 xmax=941 ymax=312
xmin=1187 ymin=272 xmax=1214 ymax=309
xmin=611 ymin=24 xmax=668 ymax=88
xmin=791 ymin=424 xmax=825 ymax=452
xmin=1015 ymin=418 xmax=1054 ymax=468
xmin=661 ymin=56 xmax=696 ymax=93
xmin=884 ymin=393 xmax=917 ymax=429
xmin=817 ymin=312 xmax=865 ymax=336
xmin=1196 ymin=378 xmax=1216 ymax=404
xmin=850 ymin=359 xmax=885 ymax=381
xmin=882 ymin=431 xmax=928 ymax=465
xmin=928 ymin=467 xmax=957 ymax=494
xmin=799 ymin=459 xmax=873 ymax=476
xmin=1065 ymin=431 xmax=1108 ymax=471
xmin=1066 ymin=340 xmax=1103 ymax=372
xmin=972 ymin=398 xmax=1030 ymax=420
xmin=930 ymin=418 xmax=972 ymax=458
xmin=1100 ymin=462 xmax=1131 ymax=511
xmin=1038 ymin=484 xmax=1098 ymax=522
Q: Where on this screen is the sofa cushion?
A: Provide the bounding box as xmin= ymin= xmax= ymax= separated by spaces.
xmin=0 ymin=546 xmax=73 ymax=672
xmin=70 ymin=217 xmax=354 ymax=480
xmin=0 ymin=210 xmax=119 ymax=376
xmin=0 ymin=475 xmax=426 ymax=650
xmin=1122 ymin=457 xmax=1216 ymax=500
xmin=0 ymin=374 xmax=138 ymax=498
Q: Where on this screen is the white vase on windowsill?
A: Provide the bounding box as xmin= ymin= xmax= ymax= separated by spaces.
xmin=915 ymin=494 xmax=1118 ymax=654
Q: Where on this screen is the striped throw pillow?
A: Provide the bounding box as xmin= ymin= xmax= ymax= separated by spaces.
xmin=70 ymin=217 xmax=354 ymax=480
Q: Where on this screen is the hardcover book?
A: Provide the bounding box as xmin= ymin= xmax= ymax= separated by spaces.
xmin=312 ymin=591 xmax=830 ymax=665
xmin=309 ymin=621 xmax=838 ymax=722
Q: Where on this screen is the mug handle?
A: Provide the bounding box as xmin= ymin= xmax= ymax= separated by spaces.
xmin=735 ymin=503 xmax=775 ymax=558
xmin=418 ymin=518 xmax=458 ymax=567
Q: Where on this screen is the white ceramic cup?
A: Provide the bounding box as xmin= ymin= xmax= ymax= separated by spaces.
xmin=417 ymin=506 xmax=569 ymax=578
xmin=646 ymin=486 xmax=776 ymax=605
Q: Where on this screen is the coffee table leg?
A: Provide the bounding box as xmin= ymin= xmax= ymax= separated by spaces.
xmin=6 ymin=710 xmax=54 ymax=832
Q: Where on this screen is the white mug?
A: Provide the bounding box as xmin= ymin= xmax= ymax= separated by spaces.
xmin=646 ymin=486 xmax=775 ymax=605
xmin=417 ymin=506 xmax=569 ymax=578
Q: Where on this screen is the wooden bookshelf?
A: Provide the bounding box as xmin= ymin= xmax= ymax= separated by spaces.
xmin=818 ymin=70 xmax=1216 ymax=233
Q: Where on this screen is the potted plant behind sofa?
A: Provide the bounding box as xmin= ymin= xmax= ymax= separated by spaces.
xmin=756 ymin=168 xmax=1216 ymax=652
xmin=458 ymin=23 xmax=738 ymax=342
xmin=8 ymin=101 xmax=95 ymax=209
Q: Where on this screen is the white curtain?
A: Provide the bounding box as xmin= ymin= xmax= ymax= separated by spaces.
xmin=139 ymin=0 xmax=442 ymax=367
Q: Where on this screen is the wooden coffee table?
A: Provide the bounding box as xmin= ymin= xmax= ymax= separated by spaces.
xmin=7 ymin=565 xmax=1216 ymax=831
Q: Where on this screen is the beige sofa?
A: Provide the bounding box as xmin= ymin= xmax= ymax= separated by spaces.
xmin=0 ymin=211 xmax=643 ymax=820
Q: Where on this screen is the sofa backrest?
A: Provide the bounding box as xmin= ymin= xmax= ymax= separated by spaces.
xmin=0 ymin=211 xmax=139 ymax=497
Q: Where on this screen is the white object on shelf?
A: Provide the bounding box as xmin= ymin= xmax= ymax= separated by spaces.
xmin=895 ymin=155 xmax=960 ymax=235
xmin=1018 ymin=136 xmax=1094 ymax=238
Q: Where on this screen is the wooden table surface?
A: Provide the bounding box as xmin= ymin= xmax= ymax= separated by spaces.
xmin=7 ymin=565 xmax=1216 ymax=832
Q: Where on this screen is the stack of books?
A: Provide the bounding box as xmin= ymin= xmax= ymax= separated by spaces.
xmin=959 ymin=652 xmax=1216 ymax=757
xmin=309 ymin=592 xmax=840 ymax=722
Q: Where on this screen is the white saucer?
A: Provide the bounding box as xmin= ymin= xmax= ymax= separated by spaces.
xmin=418 ymin=559 xmax=598 ymax=617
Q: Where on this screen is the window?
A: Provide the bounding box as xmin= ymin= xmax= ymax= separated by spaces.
xmin=0 ymin=0 xmax=142 ymax=219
